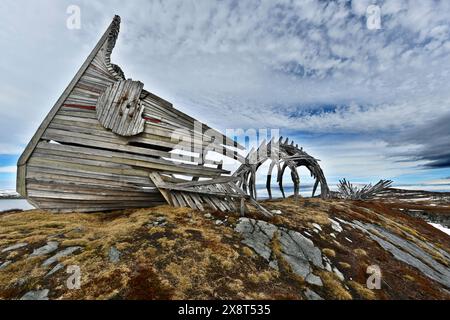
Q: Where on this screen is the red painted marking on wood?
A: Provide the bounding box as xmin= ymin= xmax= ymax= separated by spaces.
xmin=143 ymin=117 xmax=161 ymax=123
xmin=63 ymin=104 xmax=97 ymax=110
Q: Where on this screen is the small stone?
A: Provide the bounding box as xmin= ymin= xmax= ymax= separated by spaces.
xmin=305 ymin=273 xmax=323 ymax=286
xmin=30 ymin=241 xmax=59 ymax=257
xmin=271 ymin=210 xmax=282 ymax=215
xmin=204 ymin=213 xmax=212 ymax=219
xmin=329 ymin=218 xmax=343 ymax=233
xmin=215 ymin=220 xmax=223 ymax=226
xmin=304 ymin=288 xmax=324 ymax=300
xmin=159 ymin=222 xmax=167 ymax=227
xmin=325 ymin=262 xmax=332 ymax=272
xmin=109 ymin=247 xmax=121 ymax=263
xmin=333 ymin=267 xmax=345 ymax=281
xmin=312 ymin=223 xmax=322 ymax=232
xmin=15 ymin=278 xmax=27 ymax=287
xmin=345 ymin=237 xmax=352 ymax=243
xmin=1 ymin=242 xmax=28 ymax=253
xmin=0 ymin=260 xmax=12 ymax=270
xmin=42 ymin=247 xmax=82 ymax=267
xmin=304 ymin=231 xmax=312 ymax=237
xmin=156 ymin=217 xmax=166 ymax=222
xmin=269 ymin=260 xmax=279 ymax=271
xmin=20 ymin=289 xmax=49 ymax=300
xmin=45 ymin=263 xmax=64 ymax=277
xmin=330 ymin=233 xmax=336 ymax=238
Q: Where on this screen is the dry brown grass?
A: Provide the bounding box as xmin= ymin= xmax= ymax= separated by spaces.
xmin=403 ymin=274 xmax=416 ymax=282
xmin=322 ymin=248 xmax=336 ymax=258
xmin=354 ymin=248 xmax=367 ymax=256
xmin=348 ymin=280 xmax=376 ymax=300
xmin=242 ymin=246 xmax=255 ymax=258
xmin=248 ymin=270 xmax=277 ymax=284
xmin=2 ymin=196 xmax=449 ymax=300
xmin=318 ymin=271 xmax=352 ymax=300
xmin=338 ymin=262 xmax=351 ymax=269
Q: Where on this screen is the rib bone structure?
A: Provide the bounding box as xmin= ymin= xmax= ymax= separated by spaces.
xmin=233 ymin=137 xmax=330 ymax=201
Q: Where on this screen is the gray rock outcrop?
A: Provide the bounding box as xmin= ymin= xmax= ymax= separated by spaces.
xmin=20 ymin=289 xmax=49 ymax=300
xmin=235 ymin=218 xmax=324 ymax=286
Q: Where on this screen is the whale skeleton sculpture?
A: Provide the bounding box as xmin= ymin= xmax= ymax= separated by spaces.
xmin=16 ymin=15 xmax=329 ymax=217
xmin=233 ymin=137 xmax=330 ymax=202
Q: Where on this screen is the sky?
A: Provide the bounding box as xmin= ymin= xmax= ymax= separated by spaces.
xmin=0 ymin=0 xmax=450 ymax=192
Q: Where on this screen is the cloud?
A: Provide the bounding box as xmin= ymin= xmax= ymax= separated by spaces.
xmin=0 ymin=166 xmax=16 ymax=173
xmin=388 ymin=113 xmax=450 ymax=169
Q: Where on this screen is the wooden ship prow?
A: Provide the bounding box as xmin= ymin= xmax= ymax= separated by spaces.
xmin=17 ymin=16 xmax=329 ymax=214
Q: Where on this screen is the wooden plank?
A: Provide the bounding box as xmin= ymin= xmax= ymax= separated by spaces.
xmin=174 ymin=192 xmax=187 ymax=207
xmin=16 ymin=164 xmax=27 ymax=197
xmin=26 ymin=175 xmax=154 ymax=192
xmin=210 ymin=196 xmax=227 ymax=212
xmin=28 ymin=157 xmax=150 ymax=178
xmin=141 ymin=96 xmax=243 ymax=150
xmin=26 ymin=165 xmax=152 ymax=186
xmin=190 ymin=194 xmax=205 ymax=211
xmin=148 ymin=172 xmax=174 ymax=206
xmin=173 ymin=176 xmax=240 ymax=188
xmin=39 ymin=134 xmax=214 ymax=167
xmin=29 ymin=199 xmax=164 ymax=212
xmin=200 ymin=195 xmax=218 ymax=211
xmin=27 ymin=190 xmax=159 ymax=201
xmin=181 ymin=192 xmax=197 ymax=210
xmin=170 ymin=193 xmax=180 ymax=207
xmin=26 ymin=179 xmax=156 ymax=194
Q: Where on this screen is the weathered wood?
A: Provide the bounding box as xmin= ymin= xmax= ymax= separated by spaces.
xmin=96 ymin=80 xmax=146 ymax=136
xmin=16 ymin=164 xmax=27 ymax=197
xmin=148 ymin=172 xmax=173 ymax=206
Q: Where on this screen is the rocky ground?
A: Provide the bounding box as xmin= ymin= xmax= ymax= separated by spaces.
xmin=0 ymin=196 xmax=449 ymax=300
